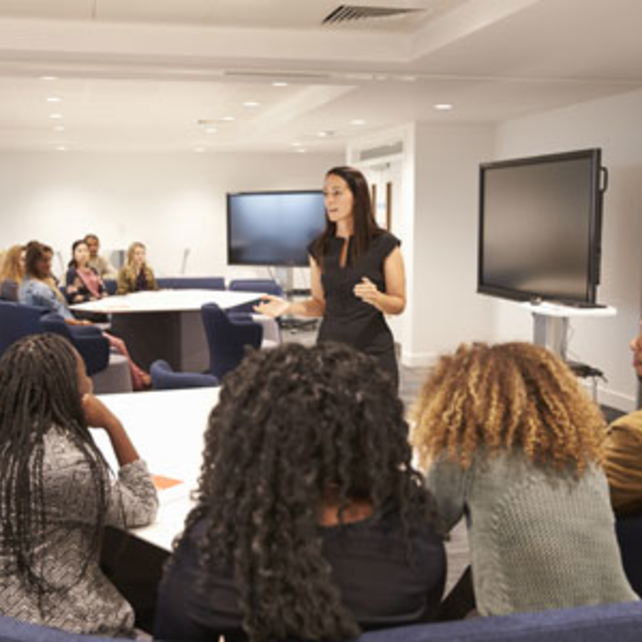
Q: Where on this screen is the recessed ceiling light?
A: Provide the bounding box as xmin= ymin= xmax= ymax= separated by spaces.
xmin=53 ymin=125 xmax=65 ymax=132
xmin=221 ymin=116 xmax=235 ymax=122
xmin=291 ymin=141 xmax=302 ymax=147
xmin=46 ymin=96 xmax=62 ymax=103
xmin=296 ymin=148 xmax=307 ymax=153
xmin=351 ymin=119 xmax=366 ymax=126
xmin=194 ymin=147 xmax=206 ymax=153
xmin=433 ymin=103 xmax=454 ymax=111
xmin=205 ymin=127 xmax=218 ymax=134
xmin=243 ymin=101 xmax=261 ymax=108
xmin=40 ymin=75 xmax=57 ymax=81
xmin=49 ymin=113 xmax=63 ymax=119
xmin=272 ymin=82 xmax=288 ymax=87
xmin=317 ymin=131 xmax=328 ymax=138
xmin=56 ymin=146 xmax=67 ymax=151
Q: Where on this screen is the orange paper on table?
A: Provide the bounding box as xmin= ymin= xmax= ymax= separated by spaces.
xmin=152 ymin=474 xmax=183 ymax=490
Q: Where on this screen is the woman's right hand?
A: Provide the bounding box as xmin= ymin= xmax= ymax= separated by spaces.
xmin=253 ymin=295 xmax=290 ymax=318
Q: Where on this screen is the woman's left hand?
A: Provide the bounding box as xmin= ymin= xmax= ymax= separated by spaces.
xmin=354 ymin=277 xmax=381 ymax=308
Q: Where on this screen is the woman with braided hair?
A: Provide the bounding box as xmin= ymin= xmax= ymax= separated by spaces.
xmin=155 ymin=342 xmax=446 ymax=642
xmin=0 ymin=333 xmax=158 ymax=636
xmin=412 ymin=341 xmax=637 ymax=618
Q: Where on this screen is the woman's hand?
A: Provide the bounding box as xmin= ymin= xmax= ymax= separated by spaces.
xmin=82 ymin=394 xmax=120 ymax=432
xmin=354 ymin=277 xmax=381 ymax=308
xmin=254 ymin=295 xmax=291 ymax=318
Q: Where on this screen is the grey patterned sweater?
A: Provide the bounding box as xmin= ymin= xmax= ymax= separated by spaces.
xmin=0 ymin=427 xmax=158 ymax=637
xmin=427 ymin=450 xmax=638 ymax=616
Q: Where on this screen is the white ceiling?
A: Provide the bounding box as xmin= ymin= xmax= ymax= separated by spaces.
xmin=0 ymin=0 xmax=641 ymax=152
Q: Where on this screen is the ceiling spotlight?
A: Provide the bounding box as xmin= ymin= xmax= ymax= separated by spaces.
xmin=220 ymin=116 xmax=235 ymax=122
xmin=49 ymin=113 xmax=63 ymax=119
xmin=205 ymin=127 xmax=218 ymax=134
xmin=350 ymin=119 xmax=366 ymax=126
xmin=53 ymin=125 xmax=65 ymax=132
xmin=46 ymin=96 xmax=62 ymax=103
xmin=272 ymin=82 xmax=288 ymax=87
xmin=296 ymin=148 xmax=307 ymax=153
xmin=40 ymin=75 xmax=57 ymax=81
xmin=291 ymin=141 xmax=302 ymax=147
xmin=433 ymin=103 xmax=454 ymax=111
xmin=56 ymin=146 xmax=67 ymax=151
xmin=243 ymin=101 xmax=261 ymax=108
xmin=194 ymin=147 xmax=206 ymax=153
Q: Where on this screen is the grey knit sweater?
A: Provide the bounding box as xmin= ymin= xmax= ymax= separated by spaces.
xmin=0 ymin=427 xmax=158 ymax=637
xmin=426 ymin=450 xmax=638 ymax=616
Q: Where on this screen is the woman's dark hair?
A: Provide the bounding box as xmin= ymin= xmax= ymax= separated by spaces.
xmin=0 ymin=334 xmax=108 ymax=607
xmin=310 ymin=166 xmax=383 ymax=267
xmin=68 ymin=239 xmax=88 ymax=269
xmin=180 ymin=341 xmax=438 ymax=642
xmin=24 ymin=241 xmax=49 ymax=278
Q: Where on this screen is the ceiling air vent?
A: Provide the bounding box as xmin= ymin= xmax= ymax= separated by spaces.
xmin=323 ymin=4 xmax=422 ymax=24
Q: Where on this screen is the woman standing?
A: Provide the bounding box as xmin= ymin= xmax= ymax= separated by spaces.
xmin=255 ymin=166 xmax=405 ymax=388
xmin=117 ymin=242 xmax=159 ymax=295
xmin=0 ymin=333 xmax=157 ymax=636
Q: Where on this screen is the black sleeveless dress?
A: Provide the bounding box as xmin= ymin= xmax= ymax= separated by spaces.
xmin=310 ymin=231 xmax=400 ymax=389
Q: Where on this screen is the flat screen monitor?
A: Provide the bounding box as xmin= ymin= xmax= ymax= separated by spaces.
xmin=227 ymin=190 xmax=326 ymax=267
xmin=478 ymin=148 xmax=604 ymax=305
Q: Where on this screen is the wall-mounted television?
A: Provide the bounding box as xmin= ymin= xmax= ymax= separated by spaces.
xmin=227 ymin=190 xmax=326 ymax=267
xmin=478 ymin=148 xmax=606 ymax=305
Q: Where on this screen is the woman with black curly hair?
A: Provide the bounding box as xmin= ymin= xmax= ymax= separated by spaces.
xmin=155 ymin=342 xmax=445 ymax=642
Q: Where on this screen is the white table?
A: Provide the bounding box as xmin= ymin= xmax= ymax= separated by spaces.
xmin=72 ymin=289 xmax=267 ymax=372
xmin=94 ymin=387 xmax=219 ymax=551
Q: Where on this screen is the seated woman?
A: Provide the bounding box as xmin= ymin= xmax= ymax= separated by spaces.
xmin=0 ymin=244 xmax=24 ymax=301
xmin=155 ymin=342 xmax=446 ymax=642
xmin=412 ymin=341 xmax=637 ymax=618
xmin=19 ymin=242 xmax=150 ymax=390
xmin=117 ymin=242 xmax=158 ymax=295
xmin=66 ymin=239 xmax=108 ymax=305
xmin=0 ymin=333 xmax=158 ymax=637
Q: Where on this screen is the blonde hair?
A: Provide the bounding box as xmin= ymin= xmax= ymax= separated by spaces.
xmin=126 ymin=242 xmax=146 ymax=267
xmin=0 ymin=245 xmax=25 ymax=283
xmin=411 ymin=342 xmax=606 ymax=474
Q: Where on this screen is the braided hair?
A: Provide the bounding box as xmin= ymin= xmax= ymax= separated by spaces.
xmin=179 ymin=341 xmax=439 ymax=642
xmin=0 ymin=334 xmax=109 ymax=606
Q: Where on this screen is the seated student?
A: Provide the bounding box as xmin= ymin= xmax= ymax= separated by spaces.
xmin=0 ymin=244 xmax=25 ymax=301
xmin=117 ymin=242 xmax=158 ymax=295
xmin=66 ymin=239 xmax=108 ymax=304
xmin=603 ymin=317 xmax=642 ymax=516
xmin=412 ymin=341 xmax=637 ymax=618
xmin=19 ymin=242 xmax=150 ymax=390
xmin=0 ymin=333 xmax=158 ymax=637
xmin=155 ymin=342 xmax=446 ymax=642
xmin=85 ymin=233 xmax=118 ymax=280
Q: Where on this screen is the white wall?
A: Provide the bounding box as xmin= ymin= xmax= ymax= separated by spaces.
xmin=0 ymin=150 xmax=341 ymax=287
xmin=492 ymin=88 xmax=642 ymax=410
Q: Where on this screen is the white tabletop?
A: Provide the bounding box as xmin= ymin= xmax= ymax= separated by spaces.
xmin=93 ymin=387 xmax=219 ymax=550
xmin=71 ymin=289 xmax=265 ymax=315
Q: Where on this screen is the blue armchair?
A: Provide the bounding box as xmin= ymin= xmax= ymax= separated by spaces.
xmin=227 ymin=278 xmax=283 ymax=313
xmin=150 ymin=359 xmax=218 ymax=390
xmin=0 ymin=300 xmax=45 ymax=360
xmin=201 ymin=302 xmax=262 ymax=379
xmin=616 ymin=512 xmax=642 ymax=597
xmin=39 ymin=313 xmax=110 ymax=376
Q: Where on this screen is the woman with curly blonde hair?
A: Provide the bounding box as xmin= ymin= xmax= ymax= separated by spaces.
xmin=412 ymin=342 xmax=637 ymax=618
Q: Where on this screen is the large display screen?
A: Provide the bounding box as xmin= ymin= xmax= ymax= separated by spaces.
xmin=478 ymin=149 xmax=603 ymax=305
xmin=227 ymin=191 xmax=326 ymax=267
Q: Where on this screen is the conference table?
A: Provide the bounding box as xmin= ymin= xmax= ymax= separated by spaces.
xmin=72 ymin=289 xmax=267 ymax=371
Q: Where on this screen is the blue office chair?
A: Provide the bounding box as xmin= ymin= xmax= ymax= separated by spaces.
xmin=228 ymin=278 xmax=283 ymax=313
xmin=40 ymin=313 xmax=110 ymax=376
xmin=150 ymin=359 xmax=218 ymax=390
xmin=616 ymin=511 xmax=642 ymax=596
xmin=0 ymin=300 xmax=46 ymax=360
xmin=157 ymin=276 xmax=226 ymax=290
xmin=103 ymin=279 xmax=118 ymax=296
xmin=201 ymin=303 xmax=263 ymax=379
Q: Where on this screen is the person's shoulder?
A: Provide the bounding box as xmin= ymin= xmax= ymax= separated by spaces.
xmin=371 ymin=230 xmax=401 ymax=256
xmin=607 ymin=410 xmax=642 ymax=447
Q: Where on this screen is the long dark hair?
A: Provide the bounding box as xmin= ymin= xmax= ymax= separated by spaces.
xmin=68 ymin=239 xmax=88 ymax=269
xmin=179 ymin=342 xmax=439 ymax=642
xmin=24 ymin=241 xmax=49 ymax=279
xmin=310 ymin=166 xmax=383 ymax=268
xmin=0 ymin=334 xmax=109 ymax=606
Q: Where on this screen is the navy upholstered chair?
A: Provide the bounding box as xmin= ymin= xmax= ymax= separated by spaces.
xmin=616 ymin=512 xmax=642 ymax=597
xmin=103 ymin=279 xmax=118 ymax=296
xmin=150 ymin=359 xmax=218 ymax=390
xmin=39 ymin=313 xmax=110 ymax=376
xmin=227 ymin=278 xmax=283 ymax=313
xmin=201 ymin=302 xmax=263 ymax=379
xmin=156 ymin=276 xmax=226 ymax=290
xmin=0 ymin=300 xmax=46 ymax=360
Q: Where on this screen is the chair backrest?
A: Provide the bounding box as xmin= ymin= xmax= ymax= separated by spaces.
xmin=616 ymin=512 xmax=642 ymax=596
xmin=150 ymin=359 xmax=218 ymax=390
xmin=103 ymin=279 xmax=118 ymax=296
xmin=201 ymin=303 xmax=263 ymax=379
xmin=40 ymin=314 xmax=110 ymax=376
xmin=228 ymin=278 xmax=283 ymax=296
xmin=0 ymin=300 xmax=46 ymax=360
xmin=157 ymin=276 xmax=226 ymax=291
xmin=0 ymin=612 xmax=114 ymax=642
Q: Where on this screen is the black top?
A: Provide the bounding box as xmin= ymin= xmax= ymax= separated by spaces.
xmin=311 ymin=231 xmax=400 ymax=357
xmin=154 ymin=507 xmax=446 ymax=642
xmin=64 ymin=266 xmax=106 ymax=305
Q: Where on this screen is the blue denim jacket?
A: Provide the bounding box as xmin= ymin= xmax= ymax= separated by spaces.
xmin=18 ymin=277 xmax=73 ymax=320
